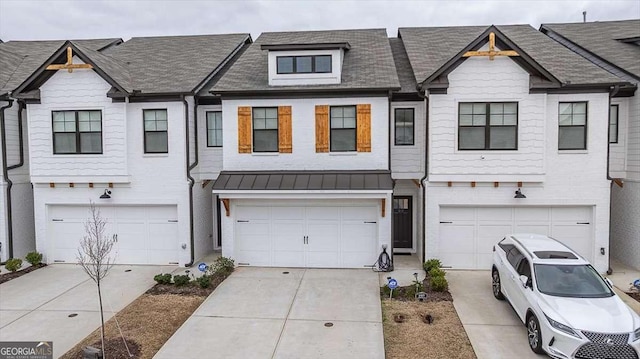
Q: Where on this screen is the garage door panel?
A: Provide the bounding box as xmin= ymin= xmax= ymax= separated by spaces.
xmin=342 ymin=206 xmax=377 ymax=220
xmin=236 ymin=223 xmax=270 ymax=251
xmin=273 ymin=222 xmax=305 ymax=267
xmin=307 ymin=222 xmax=340 ymax=252
xmin=237 ymin=206 xmax=270 ymax=220
xmin=307 ymin=252 xmax=340 ymax=268
xmin=50 ymin=205 xmax=178 ymax=265
xmin=272 ymin=207 xmax=305 ymax=220
xmin=305 ymin=206 xmax=340 ymax=220
xmin=438 ymin=206 xmax=594 ymax=269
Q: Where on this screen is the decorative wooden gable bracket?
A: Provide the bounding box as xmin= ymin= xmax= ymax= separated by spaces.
xmin=46 ymin=47 xmax=93 ymax=73
xmin=381 ymin=198 xmax=386 ymax=218
xmin=463 ymin=32 xmax=519 ymax=61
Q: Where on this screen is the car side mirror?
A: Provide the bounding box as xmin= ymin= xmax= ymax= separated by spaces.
xmin=519 ymin=275 xmax=530 ymax=289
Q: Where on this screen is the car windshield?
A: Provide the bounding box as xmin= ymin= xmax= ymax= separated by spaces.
xmin=534 ymin=264 xmax=614 ymax=298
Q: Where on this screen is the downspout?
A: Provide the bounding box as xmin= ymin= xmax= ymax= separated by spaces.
xmin=0 ymin=99 xmax=15 ymax=259
xmin=606 ymin=85 xmax=620 ymax=275
xmin=183 ymin=96 xmax=196 ymax=267
xmin=418 ymin=86 xmax=429 ymax=263
xmin=7 ymin=101 xmax=25 ymax=171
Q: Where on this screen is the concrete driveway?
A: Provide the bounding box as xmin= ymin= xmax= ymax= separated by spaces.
xmin=154 ymin=267 xmax=384 ymax=359
xmin=0 ymin=264 xmax=174 ymax=358
xmin=447 ymin=271 xmax=541 ymax=359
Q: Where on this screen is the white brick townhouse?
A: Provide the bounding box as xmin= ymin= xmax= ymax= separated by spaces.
xmin=0 ymin=38 xmax=122 ymax=262
xmin=5 ymin=34 xmax=251 ymax=266
xmin=541 ymin=19 xmax=640 ymax=270
xmin=397 ymin=24 xmax=633 ymax=273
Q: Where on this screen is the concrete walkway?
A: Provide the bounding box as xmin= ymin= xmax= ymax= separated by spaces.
xmin=154 ymin=267 xmax=384 ymax=359
xmin=447 ymin=271 xmax=540 ymax=359
xmin=0 ymin=264 xmax=174 ymax=358
xmin=607 ymin=260 xmax=640 ymax=314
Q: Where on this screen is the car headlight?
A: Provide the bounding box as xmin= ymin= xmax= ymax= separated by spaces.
xmin=544 ymin=314 xmax=580 ymax=339
xmin=634 ymin=327 xmax=640 ymax=342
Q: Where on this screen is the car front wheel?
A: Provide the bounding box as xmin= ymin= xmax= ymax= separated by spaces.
xmin=492 ymin=269 xmax=505 ymax=300
xmin=527 ymin=315 xmax=544 ymax=354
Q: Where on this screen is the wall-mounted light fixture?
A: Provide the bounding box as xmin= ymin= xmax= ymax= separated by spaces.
xmin=100 ymin=189 xmax=112 ymax=199
xmin=514 ymin=188 xmax=526 ymax=199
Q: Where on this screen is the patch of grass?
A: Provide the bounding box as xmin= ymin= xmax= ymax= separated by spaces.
xmin=382 ymin=300 xmax=476 ymax=359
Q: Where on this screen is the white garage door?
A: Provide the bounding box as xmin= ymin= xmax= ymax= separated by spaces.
xmin=235 ymin=202 xmax=378 ymax=268
xmin=49 ymin=205 xmax=179 ymax=265
xmin=438 ymin=206 xmax=593 ymax=269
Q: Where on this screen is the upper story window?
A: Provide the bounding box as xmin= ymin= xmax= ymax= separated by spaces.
xmin=394 ymin=108 xmax=415 ymax=146
xmin=143 ymin=109 xmax=168 ymax=153
xmin=253 ymin=107 xmax=278 ymax=152
xmin=330 ymin=106 xmax=356 ymax=152
xmin=277 ymin=55 xmax=332 ymax=74
xmin=609 ymin=104 xmax=618 ymax=144
xmin=458 ymin=102 xmax=518 ymax=150
xmin=52 ymin=110 xmax=102 ymax=154
xmin=207 ymin=111 xmax=223 ymax=147
xmin=558 ymin=102 xmax=587 ymax=150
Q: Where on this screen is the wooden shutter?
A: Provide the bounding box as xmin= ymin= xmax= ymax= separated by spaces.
xmin=237 ymin=106 xmax=252 ymax=153
xmin=278 ymin=106 xmax=292 ymax=153
xmin=315 ymin=105 xmax=329 ymax=152
xmin=357 ymin=104 xmax=371 ymax=152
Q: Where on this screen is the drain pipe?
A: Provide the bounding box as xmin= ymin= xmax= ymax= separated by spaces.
xmin=418 ymin=87 xmax=429 ymax=263
xmin=0 ymin=99 xmax=15 ymax=259
xmin=7 ymin=101 xmax=25 ymax=171
xmin=606 ymin=85 xmax=620 ymax=275
xmin=183 ymin=96 xmax=196 ymax=267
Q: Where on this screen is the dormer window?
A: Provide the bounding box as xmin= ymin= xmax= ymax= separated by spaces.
xmin=276 ymin=55 xmax=332 ymax=74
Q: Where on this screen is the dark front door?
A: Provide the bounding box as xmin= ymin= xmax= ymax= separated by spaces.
xmin=393 ymin=196 xmax=413 ymax=249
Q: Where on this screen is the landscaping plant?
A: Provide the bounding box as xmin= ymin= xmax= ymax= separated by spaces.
xmin=209 ymin=256 xmax=235 ymax=277
xmin=423 ymin=258 xmax=442 ymax=273
xmin=5 ymin=258 xmax=22 ymax=272
xmin=77 ymin=202 xmax=116 ymax=359
xmin=172 ymin=274 xmax=190 ymax=286
xmin=153 ymin=273 xmax=172 ymax=285
xmin=428 ymin=267 xmax=446 ymax=278
xmin=430 ymin=275 xmax=449 ymax=292
xmin=25 ymin=251 xmax=43 ymax=266
xmin=196 ymin=275 xmax=212 ymax=288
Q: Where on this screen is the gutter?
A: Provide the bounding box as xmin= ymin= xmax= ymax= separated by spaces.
xmin=417 ymin=88 xmax=429 ymax=262
xmin=0 ymin=99 xmax=15 ymax=259
xmin=606 ymin=85 xmax=620 ymax=275
xmin=183 ymin=96 xmax=197 ymax=267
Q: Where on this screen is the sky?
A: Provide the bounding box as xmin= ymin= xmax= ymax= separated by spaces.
xmin=0 ymin=0 xmax=639 ymax=42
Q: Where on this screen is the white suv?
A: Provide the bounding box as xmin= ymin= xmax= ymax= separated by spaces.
xmin=492 ymin=233 xmax=640 ymax=359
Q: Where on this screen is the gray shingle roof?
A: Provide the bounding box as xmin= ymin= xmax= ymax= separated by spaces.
xmin=0 ymin=38 xmax=121 ymax=95
xmin=398 ymin=24 xmax=623 ymax=87
xmin=213 ymin=170 xmax=393 ymax=191
xmin=211 ymin=29 xmax=400 ymax=93
xmin=389 ymin=38 xmax=418 ymax=93
xmin=542 ymin=20 xmax=640 ymax=80
xmin=103 ymin=34 xmax=250 ymax=94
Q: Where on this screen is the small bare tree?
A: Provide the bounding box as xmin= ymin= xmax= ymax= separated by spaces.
xmin=77 ymin=202 xmax=116 ymax=358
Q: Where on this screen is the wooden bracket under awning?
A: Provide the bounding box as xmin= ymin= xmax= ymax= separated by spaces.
xmin=613 ymin=178 xmax=624 ymax=188
xmin=221 ymin=199 xmax=230 ymax=217
xmin=381 ymin=198 xmax=386 ymax=217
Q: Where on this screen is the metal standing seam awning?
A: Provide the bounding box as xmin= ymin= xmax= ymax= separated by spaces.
xmin=212 ymin=170 xmax=394 ymax=191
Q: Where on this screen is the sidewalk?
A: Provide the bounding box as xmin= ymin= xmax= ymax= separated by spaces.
xmin=606 ymin=259 xmax=640 ymax=314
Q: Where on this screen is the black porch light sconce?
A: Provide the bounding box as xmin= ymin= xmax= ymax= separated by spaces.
xmin=514 ymin=188 xmax=526 ymax=199
xmin=100 ymin=189 xmax=112 ymax=199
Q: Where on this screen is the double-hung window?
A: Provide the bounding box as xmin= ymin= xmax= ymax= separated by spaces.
xmin=458 ymin=102 xmax=518 ymax=150
xmin=207 ymin=111 xmax=223 ymax=147
xmin=609 ymin=104 xmax=618 ymax=144
xmin=143 ymin=109 xmax=168 ymax=153
xmin=558 ymin=102 xmax=587 ymax=150
xmin=394 ymin=108 xmax=415 ymax=146
xmin=252 ymin=107 xmax=278 ymax=152
xmin=277 ymin=55 xmax=332 ymax=74
xmin=330 ymin=105 xmax=356 ymax=152
xmin=52 ymin=110 xmax=102 ymax=154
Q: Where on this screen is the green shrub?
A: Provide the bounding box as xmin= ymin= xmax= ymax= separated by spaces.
xmin=430 ymin=275 xmax=449 ymax=292
xmin=173 ymin=274 xmax=190 ymax=286
xmin=210 ymin=257 xmax=235 ymax=277
xmin=428 ymin=267 xmax=446 ymax=278
xmin=25 ymin=252 xmax=43 ymax=266
xmin=153 ymin=273 xmax=172 ymax=285
xmin=423 ymin=258 xmax=442 ymax=273
xmin=5 ymin=258 xmax=23 ymax=272
xmin=196 ymin=275 xmax=212 ymax=289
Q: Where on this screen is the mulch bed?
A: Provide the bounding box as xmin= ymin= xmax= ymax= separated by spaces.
xmin=382 ymin=300 xmax=476 ymax=359
xmin=61 ymin=273 xmax=229 ymax=359
xmin=626 ymin=291 xmax=640 ymax=303
xmin=380 ymin=278 xmax=453 ymax=302
xmin=0 ymin=263 xmax=46 ymax=284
